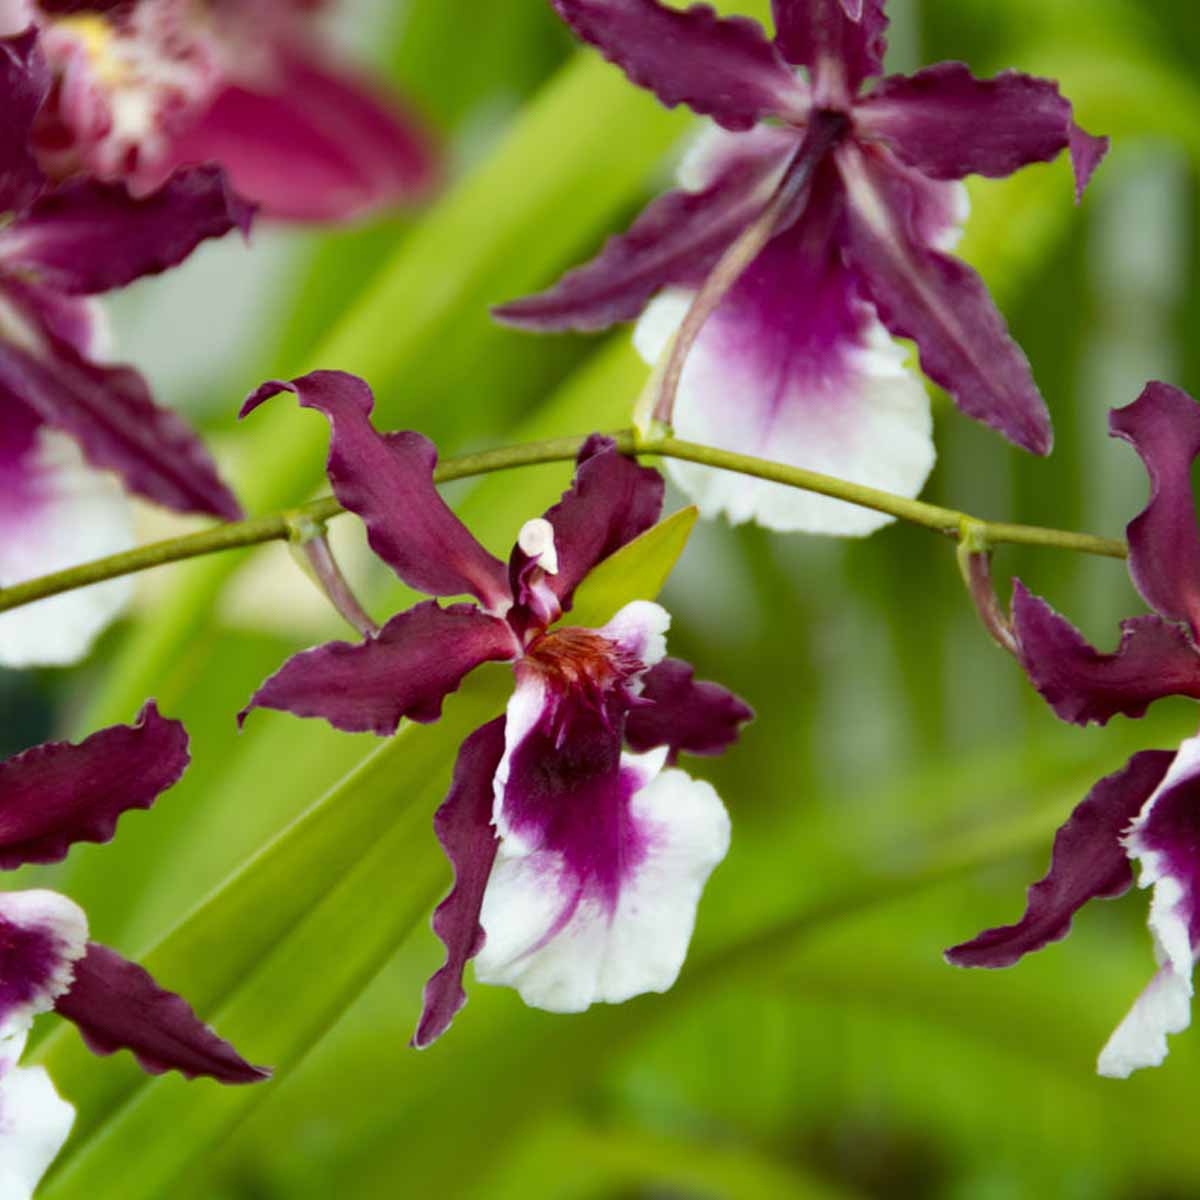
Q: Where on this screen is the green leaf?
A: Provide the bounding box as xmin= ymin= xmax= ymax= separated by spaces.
xmin=567 ymin=505 xmax=698 ymax=630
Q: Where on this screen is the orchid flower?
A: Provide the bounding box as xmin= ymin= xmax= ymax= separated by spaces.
xmin=0 ymin=702 xmax=267 ymax=1184
xmin=238 ymin=370 xmax=753 ymax=1046
xmin=496 ymin=0 xmax=1107 ymax=536
xmin=13 ymin=0 xmax=436 ymax=223
xmin=0 ymin=28 xmax=246 ymax=666
xmin=947 ymin=383 xmax=1200 ymax=1077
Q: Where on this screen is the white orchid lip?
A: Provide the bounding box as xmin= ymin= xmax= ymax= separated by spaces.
xmin=0 ymin=1027 xmax=75 ymax=1198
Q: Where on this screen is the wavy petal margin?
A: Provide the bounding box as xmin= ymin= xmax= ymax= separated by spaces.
xmin=243 ymin=371 xmax=510 ymax=610
xmin=0 ymin=702 xmax=188 ymax=869
xmin=55 ymin=942 xmax=269 ymax=1083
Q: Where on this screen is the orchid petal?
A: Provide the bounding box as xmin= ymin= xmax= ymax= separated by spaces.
xmin=518 ymin=436 xmax=664 ymax=619
xmin=634 ymin=162 xmax=934 ymax=534
xmin=551 ymin=0 xmax=806 ymax=130
xmin=0 ymin=29 xmax=48 ymax=214
xmin=857 ymin=64 xmax=1108 ymax=198
xmin=0 ymin=891 xmax=87 ymax=1033
xmin=1012 ymin=582 xmax=1200 ymax=726
xmin=625 ymin=657 xmax=754 ymax=762
xmin=0 ymin=166 xmax=253 ymax=295
xmin=0 ymin=416 xmax=133 ymax=667
xmin=771 ymin=0 xmax=887 ymax=101
xmin=0 ymin=701 xmax=188 ymax=868
xmin=142 ymin=53 xmax=436 ymax=223
xmin=476 ymin=762 xmax=729 ymax=1012
xmin=240 ymin=601 xmax=517 ymax=736
xmin=492 ymin=127 xmax=793 ymax=332
xmin=243 ymin=371 xmax=510 ymax=611
xmin=1098 ymin=964 xmax=1192 ymax=1080
xmin=839 ymin=143 xmax=1052 ymax=455
xmin=1109 ymin=382 xmax=1200 ymax=637
xmin=54 ymin=942 xmax=269 ymax=1083
xmin=0 ymin=282 xmax=242 ymax=518
xmin=1098 ymin=737 xmax=1200 ymax=1075
xmin=0 ymin=1028 xmax=74 ymax=1199
xmin=412 ymin=717 xmax=506 ymax=1050
xmin=946 ymin=750 xmax=1172 ymax=968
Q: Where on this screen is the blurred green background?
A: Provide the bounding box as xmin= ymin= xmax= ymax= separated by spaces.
xmin=10 ymin=0 xmax=1200 ymax=1195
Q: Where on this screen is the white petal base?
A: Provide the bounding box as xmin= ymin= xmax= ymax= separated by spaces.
xmin=475 ymin=764 xmax=730 ymax=1013
xmin=0 ymin=429 xmax=134 ymax=667
xmin=635 ymin=288 xmax=935 ymax=537
xmin=0 ymin=1031 xmax=75 ymax=1200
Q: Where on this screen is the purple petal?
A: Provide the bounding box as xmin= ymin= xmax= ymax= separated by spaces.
xmin=1099 ymin=736 xmax=1200 ymax=1075
xmin=634 ymin=156 xmax=936 ymax=534
xmin=492 ymin=128 xmax=793 ymax=332
xmin=0 ymin=166 xmax=253 ymax=295
xmin=551 ymin=0 xmax=806 ymax=131
xmin=946 ymin=750 xmax=1173 ymax=968
xmin=242 ymin=372 xmax=510 ymax=611
xmin=0 ymin=289 xmax=242 ymax=518
xmin=240 ymin=601 xmax=517 ymax=736
xmin=839 ymin=143 xmax=1052 ymax=455
xmin=0 ymin=891 xmax=87 ymax=1030
xmin=857 ymin=63 xmax=1108 ymax=197
xmin=0 ymin=701 xmax=188 ymax=868
xmin=625 ymin=658 xmax=753 ymax=762
xmin=1011 ymin=581 xmax=1200 ymax=725
xmin=1069 ymin=123 xmax=1108 ymax=201
xmin=55 ymin=942 xmax=270 ymax=1083
xmin=142 ymin=53 xmax=437 ymax=223
xmin=1109 ymin=382 xmax=1200 ymax=636
xmin=0 ymin=29 xmax=48 ymax=214
xmin=514 ymin=435 xmax=664 ymax=621
xmin=771 ymin=0 xmax=888 ymax=101
xmin=412 ymin=717 xmax=506 ymax=1050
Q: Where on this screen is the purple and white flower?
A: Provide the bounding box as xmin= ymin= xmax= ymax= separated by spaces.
xmin=947 ymin=383 xmax=1200 ymax=1076
xmin=20 ymin=0 xmax=437 ymax=223
xmin=0 ymin=702 xmax=269 ymax=1096
xmin=0 ymin=28 xmax=248 ymax=664
xmin=496 ymin=0 xmax=1107 ymax=535
xmin=239 ymin=370 xmax=753 ymax=1045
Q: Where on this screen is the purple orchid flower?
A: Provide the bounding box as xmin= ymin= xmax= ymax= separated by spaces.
xmin=495 ymin=0 xmax=1107 ymax=536
xmin=947 ymin=383 xmax=1200 ymax=1077
xmin=14 ymin=0 xmax=437 ymax=223
xmin=237 ymin=370 xmax=753 ymax=1046
xmin=0 ymin=700 xmax=269 ymax=1159
xmin=0 ymin=28 xmax=248 ymax=666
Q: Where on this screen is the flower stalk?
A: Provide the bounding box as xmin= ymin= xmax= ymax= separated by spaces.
xmin=0 ymin=429 xmax=1127 ymax=618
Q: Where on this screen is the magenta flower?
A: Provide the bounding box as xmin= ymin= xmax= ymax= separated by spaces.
xmin=0 ymin=701 xmax=268 ymax=1123
xmin=947 ymin=383 xmax=1200 ymax=1076
xmin=0 ymin=28 xmax=247 ymax=665
xmin=15 ymin=0 xmax=436 ymax=223
xmin=496 ymin=0 xmax=1107 ymax=535
xmin=238 ymin=371 xmax=753 ymax=1046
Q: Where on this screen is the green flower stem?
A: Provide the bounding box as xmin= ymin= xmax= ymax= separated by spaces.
xmin=0 ymin=431 xmax=1127 ymax=616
